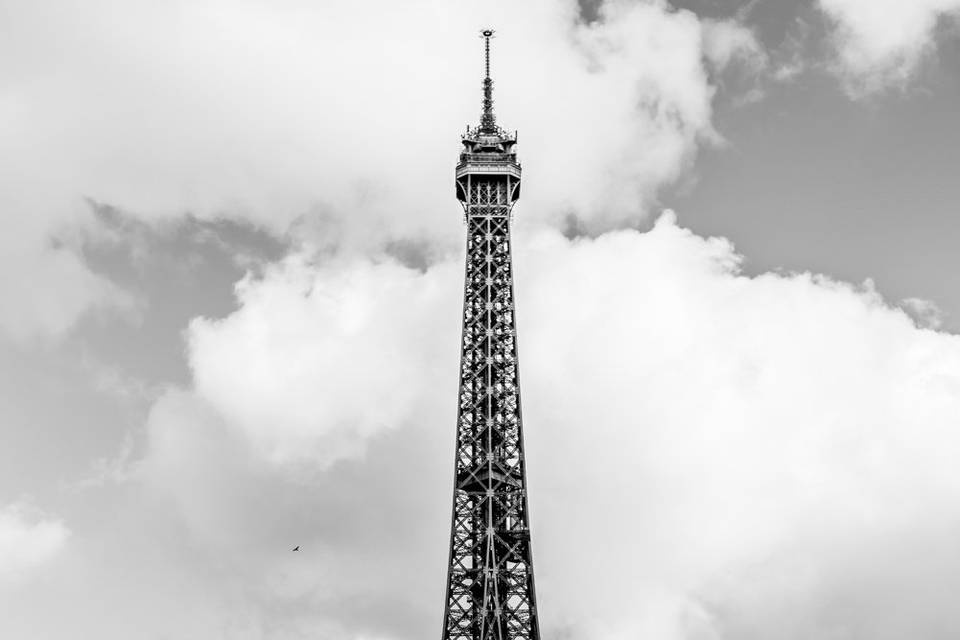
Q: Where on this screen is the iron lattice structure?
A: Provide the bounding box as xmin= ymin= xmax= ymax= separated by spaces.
xmin=441 ymin=31 xmax=541 ymax=640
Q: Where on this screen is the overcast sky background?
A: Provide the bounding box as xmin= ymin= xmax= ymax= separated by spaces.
xmin=2 ymin=0 xmax=960 ymax=638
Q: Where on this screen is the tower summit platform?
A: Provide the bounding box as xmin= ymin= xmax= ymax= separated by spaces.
xmin=455 ymin=30 xmax=521 ymax=202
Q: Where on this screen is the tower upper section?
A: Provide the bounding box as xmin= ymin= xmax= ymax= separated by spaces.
xmin=455 ymin=29 xmax=521 ymax=205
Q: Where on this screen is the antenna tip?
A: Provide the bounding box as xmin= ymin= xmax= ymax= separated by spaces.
xmin=481 ymin=29 xmax=495 ymax=38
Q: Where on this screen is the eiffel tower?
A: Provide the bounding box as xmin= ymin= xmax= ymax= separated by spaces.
xmin=440 ymin=30 xmax=541 ymax=640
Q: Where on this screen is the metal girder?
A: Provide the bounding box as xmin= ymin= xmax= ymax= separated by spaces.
xmin=441 ymin=174 xmax=541 ymax=640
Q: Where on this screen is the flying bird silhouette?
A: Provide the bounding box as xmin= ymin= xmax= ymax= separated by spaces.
xmin=292 ymin=546 xmax=300 ymax=552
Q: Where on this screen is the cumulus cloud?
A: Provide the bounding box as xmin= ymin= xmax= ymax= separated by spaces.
xmin=517 ymin=216 xmax=960 ymax=638
xmin=0 ymin=502 xmax=69 ymax=584
xmin=187 ymin=253 xmax=460 ymax=467
xmin=114 ymin=213 xmax=960 ymax=638
xmin=0 ymin=0 xmax=754 ymax=339
xmin=818 ymin=0 xmax=960 ymax=94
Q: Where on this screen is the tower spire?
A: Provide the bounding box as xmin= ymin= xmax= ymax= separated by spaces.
xmin=480 ymin=29 xmax=497 ymax=133
xmin=446 ymin=31 xmax=538 ymax=640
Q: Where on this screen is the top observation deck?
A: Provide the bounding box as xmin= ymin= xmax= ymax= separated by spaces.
xmin=456 ymin=127 xmax=521 ymax=182
xmin=455 ymin=29 xmax=521 ymax=199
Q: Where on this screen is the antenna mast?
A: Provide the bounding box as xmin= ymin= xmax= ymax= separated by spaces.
xmin=480 ymin=29 xmax=497 ymax=133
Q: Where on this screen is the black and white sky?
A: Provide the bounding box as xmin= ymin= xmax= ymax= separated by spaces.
xmin=3 ymin=0 xmax=960 ymax=638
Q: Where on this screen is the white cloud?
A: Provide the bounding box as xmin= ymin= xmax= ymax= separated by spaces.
xmin=187 ymin=254 xmax=460 ymax=467
xmin=819 ymin=0 xmax=960 ymax=94
xmin=127 ymin=212 xmax=960 ymax=638
xmin=4 ymin=213 xmax=958 ymax=638
xmin=701 ymin=18 xmax=766 ymax=74
xmin=0 ymin=0 xmax=750 ymax=340
xmin=516 ymin=215 xmax=960 ymax=638
xmin=0 ymin=502 xmax=69 ymax=585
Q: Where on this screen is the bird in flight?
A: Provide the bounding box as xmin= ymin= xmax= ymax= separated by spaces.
xmin=292 ymin=546 xmax=300 ymax=552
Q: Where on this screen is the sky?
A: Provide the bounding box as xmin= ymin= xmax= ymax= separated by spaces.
xmin=2 ymin=0 xmax=960 ymax=638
